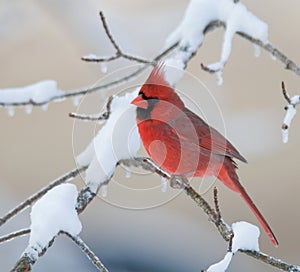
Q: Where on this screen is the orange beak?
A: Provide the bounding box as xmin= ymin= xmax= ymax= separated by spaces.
xmin=131 ymin=95 xmax=148 ymax=109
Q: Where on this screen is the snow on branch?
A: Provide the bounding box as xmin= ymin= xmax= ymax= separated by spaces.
xmin=0 ymin=80 xmax=64 ymax=115
xmin=1 ymin=4 xmax=300 ymax=112
xmin=0 ymin=166 xmax=86 ymax=228
xmin=76 ymin=91 xmax=140 ymax=195
xmin=205 ymin=222 xmax=260 ymax=272
xmin=281 ymin=81 xmax=300 ymax=143
xmin=4 ymin=156 xmax=300 ymax=271
xmin=0 ymin=44 xmax=177 ymax=112
xmin=165 ymin=0 xmax=300 ymax=84
xmin=25 ymin=184 xmax=82 ymax=258
xmin=120 ymin=158 xmax=300 ymax=272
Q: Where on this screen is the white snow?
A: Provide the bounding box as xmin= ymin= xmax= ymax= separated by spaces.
xmin=0 ymin=80 xmax=64 ymax=104
xmin=231 ymin=221 xmax=260 ymax=252
xmin=165 ymin=0 xmax=268 ymax=84
xmin=82 ymin=54 xmax=98 ymax=59
xmin=207 ymin=252 xmax=232 ymax=272
xmin=77 ymin=91 xmax=140 ymax=193
xmin=25 ymin=184 xmax=82 ymax=257
xmin=206 ymin=221 xmax=260 ymax=272
xmin=164 ymin=58 xmax=185 ymax=86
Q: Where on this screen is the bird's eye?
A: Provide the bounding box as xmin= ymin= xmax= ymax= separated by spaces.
xmin=139 ymin=91 xmax=148 ymax=100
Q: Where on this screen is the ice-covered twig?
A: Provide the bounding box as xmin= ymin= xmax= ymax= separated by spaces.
xmin=0 ymin=166 xmax=86 ymax=228
xmin=121 ymin=158 xmax=233 ymax=240
xmin=205 ymin=222 xmax=260 ymax=272
xmin=10 ymin=185 xmax=100 ymax=272
xmin=11 ymin=184 xmax=82 ymax=272
xmin=82 ymin=12 xmax=153 ymax=65
xmin=0 ymin=41 xmax=177 ymax=108
xmin=76 ymin=91 xmax=140 ymax=195
xmin=166 ymin=0 xmax=269 ymax=84
xmin=69 ymin=95 xmax=113 ymax=122
xmin=281 ymin=81 xmax=300 ymax=143
xmin=166 ymin=0 xmax=300 ymax=84
xmin=120 ymin=158 xmax=300 ymax=272
xmin=63 ymin=232 xmax=109 ymax=272
xmin=0 ymin=228 xmax=30 ymax=244
xmin=6 ymin=157 xmax=300 ymax=271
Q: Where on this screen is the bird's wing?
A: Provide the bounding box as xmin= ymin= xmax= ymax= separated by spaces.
xmin=170 ymin=108 xmax=247 ymax=163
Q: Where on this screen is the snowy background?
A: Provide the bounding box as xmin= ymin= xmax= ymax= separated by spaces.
xmin=0 ymin=0 xmax=300 ymax=271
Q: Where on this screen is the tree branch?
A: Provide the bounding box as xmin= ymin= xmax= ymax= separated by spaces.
xmin=63 ymin=232 xmax=109 ymax=272
xmin=10 ymin=184 xmax=99 ymax=271
xmin=82 ymin=12 xmax=153 ymax=65
xmin=7 ymin=157 xmax=300 ymax=271
xmin=0 ymin=42 xmax=178 ymax=108
xmin=0 ymin=166 xmax=87 ymax=228
xmin=280 ymin=81 xmax=300 ymax=143
xmin=69 ymin=95 xmax=113 ymax=122
xmin=199 ymin=20 xmax=300 ymax=77
xmin=0 ymin=229 xmax=30 ymax=244
xmin=120 ymin=158 xmax=300 ymax=272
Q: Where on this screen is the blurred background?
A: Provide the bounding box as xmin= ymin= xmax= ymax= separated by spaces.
xmin=0 ymin=0 xmax=300 ymax=271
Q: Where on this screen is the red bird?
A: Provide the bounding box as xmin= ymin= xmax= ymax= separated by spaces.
xmin=131 ymin=63 xmax=278 ymax=246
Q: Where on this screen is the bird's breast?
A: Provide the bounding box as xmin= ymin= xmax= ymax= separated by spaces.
xmin=136 ymin=117 xmax=214 ymax=176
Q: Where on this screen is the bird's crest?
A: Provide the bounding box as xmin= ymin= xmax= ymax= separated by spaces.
xmin=145 ymin=62 xmax=171 ymax=88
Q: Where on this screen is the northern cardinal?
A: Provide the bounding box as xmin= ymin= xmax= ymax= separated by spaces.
xmin=131 ymin=63 xmax=278 ymax=246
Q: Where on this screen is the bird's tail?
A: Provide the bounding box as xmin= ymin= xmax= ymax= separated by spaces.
xmin=218 ymin=160 xmax=278 ymax=246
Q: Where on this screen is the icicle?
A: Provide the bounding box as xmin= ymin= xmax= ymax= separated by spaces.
xmin=7 ymin=106 xmax=15 ymax=117
xmin=24 ymin=104 xmax=33 ymax=114
xmin=100 ymin=184 xmax=108 ymax=197
xmin=253 ymin=44 xmax=261 ymax=58
xmin=270 ymin=53 xmax=277 ymax=61
xmin=161 ymin=177 xmax=167 ymax=192
xmin=100 ymin=63 xmax=108 ymax=74
xmin=216 ymin=71 xmax=223 ymax=86
xmin=125 ymin=168 xmax=131 ymax=178
xmin=72 ymin=96 xmax=81 ymax=107
xmin=41 ymin=103 xmax=48 ymax=111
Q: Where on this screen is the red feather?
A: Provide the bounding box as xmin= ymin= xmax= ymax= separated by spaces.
xmin=131 ymin=63 xmax=278 ymax=246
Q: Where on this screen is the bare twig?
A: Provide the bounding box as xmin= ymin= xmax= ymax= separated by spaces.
xmin=0 ymin=166 xmax=87 ymax=228
xmin=282 ymin=81 xmax=291 ymax=104
xmin=81 ymin=11 xmax=153 ymax=65
xmin=228 ymin=233 xmax=234 ymax=252
xmin=213 ymin=187 xmax=221 ymax=221
xmin=63 ymin=232 xmax=109 ymax=272
xmin=69 ymin=95 xmax=113 ymax=122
